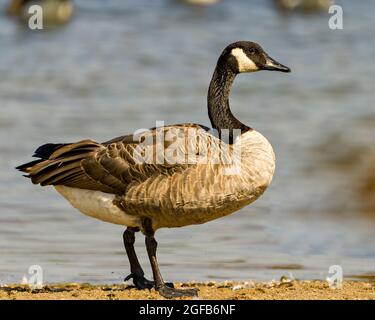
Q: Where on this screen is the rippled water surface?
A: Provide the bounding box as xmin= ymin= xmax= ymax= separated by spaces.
xmin=1 ymin=0 xmax=375 ymax=284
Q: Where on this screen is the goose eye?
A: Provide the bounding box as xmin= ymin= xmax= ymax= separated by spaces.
xmin=248 ymin=48 xmax=256 ymax=55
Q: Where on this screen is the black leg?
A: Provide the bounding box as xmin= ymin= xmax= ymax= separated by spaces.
xmin=143 ymin=218 xmax=198 ymax=299
xmin=123 ymin=227 xmax=154 ymax=289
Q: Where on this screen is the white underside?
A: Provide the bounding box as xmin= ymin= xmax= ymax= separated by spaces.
xmin=55 ymin=186 xmax=140 ymax=227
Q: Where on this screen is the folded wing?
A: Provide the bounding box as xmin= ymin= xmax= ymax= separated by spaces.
xmin=17 ymin=123 xmax=226 ymax=195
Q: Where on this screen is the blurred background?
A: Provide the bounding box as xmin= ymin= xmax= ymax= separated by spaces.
xmin=0 ymin=0 xmax=374 ymax=285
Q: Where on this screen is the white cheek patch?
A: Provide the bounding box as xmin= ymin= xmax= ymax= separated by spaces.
xmin=231 ymin=48 xmax=259 ymax=72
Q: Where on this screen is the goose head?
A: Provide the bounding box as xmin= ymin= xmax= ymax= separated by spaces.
xmin=218 ymin=41 xmax=291 ymax=74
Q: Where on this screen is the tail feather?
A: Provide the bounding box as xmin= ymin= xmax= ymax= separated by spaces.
xmin=33 ymin=143 xmax=68 ymax=159
xmin=33 ymin=161 xmax=83 ymax=186
xmin=16 ymin=159 xmax=44 ymax=173
xmin=16 ymin=143 xmax=69 ymax=173
xmin=49 ymin=140 xmax=98 ymax=159
xmin=17 ymin=140 xmax=103 ymax=188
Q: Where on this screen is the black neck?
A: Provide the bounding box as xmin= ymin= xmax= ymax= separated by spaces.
xmin=207 ymin=65 xmax=251 ymax=142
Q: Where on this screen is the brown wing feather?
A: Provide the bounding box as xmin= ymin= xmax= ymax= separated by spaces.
xmin=17 ymin=139 xmax=117 ymax=193
xmin=17 ymin=123 xmax=216 ymax=195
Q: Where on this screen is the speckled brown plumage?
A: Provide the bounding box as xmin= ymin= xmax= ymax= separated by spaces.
xmin=18 ymin=124 xmax=275 ymax=230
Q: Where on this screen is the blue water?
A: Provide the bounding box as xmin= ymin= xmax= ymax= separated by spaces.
xmin=0 ymin=0 xmax=374 ymax=285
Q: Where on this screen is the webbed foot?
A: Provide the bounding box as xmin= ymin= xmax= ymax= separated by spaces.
xmin=157 ymin=284 xmax=198 ymax=299
xmin=125 ymin=273 xmax=174 ymax=290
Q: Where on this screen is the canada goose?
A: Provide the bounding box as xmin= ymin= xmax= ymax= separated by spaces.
xmin=274 ymin=0 xmax=334 ymax=12
xmin=17 ymin=41 xmax=290 ymax=298
xmin=6 ymin=0 xmax=74 ymax=25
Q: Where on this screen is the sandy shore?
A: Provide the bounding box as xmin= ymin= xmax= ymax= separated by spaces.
xmin=1 ymin=279 xmax=374 ymax=300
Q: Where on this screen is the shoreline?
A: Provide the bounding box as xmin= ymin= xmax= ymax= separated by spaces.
xmin=1 ymin=279 xmax=374 ymax=300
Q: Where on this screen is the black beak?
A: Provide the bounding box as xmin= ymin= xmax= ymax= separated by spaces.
xmin=262 ymin=56 xmax=291 ymax=73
